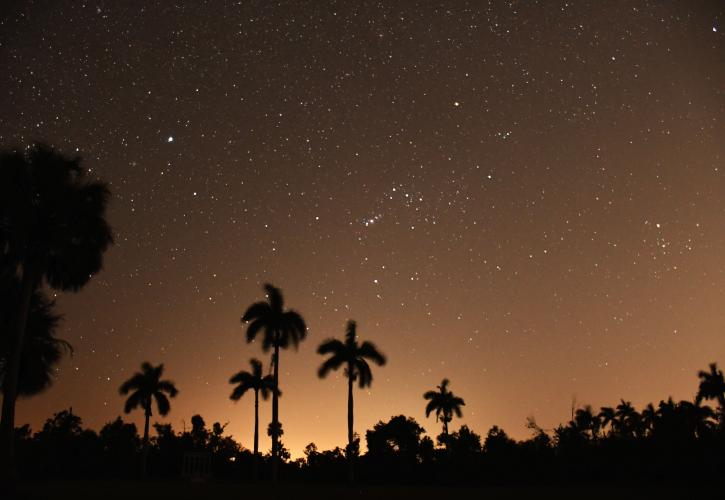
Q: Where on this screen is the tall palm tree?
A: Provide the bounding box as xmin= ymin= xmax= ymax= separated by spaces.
xmin=0 ymin=143 xmax=113 ymax=482
xmin=229 ymin=358 xmax=276 ymax=478
xmin=0 ymin=280 xmax=71 ymax=397
xmin=119 ymin=362 xmax=178 ymax=476
xmin=423 ymin=378 xmax=465 ymax=446
xmin=317 ymin=320 xmax=386 ymax=481
xmin=696 ymin=363 xmax=725 ymax=423
xmin=241 ymin=283 xmax=306 ymax=481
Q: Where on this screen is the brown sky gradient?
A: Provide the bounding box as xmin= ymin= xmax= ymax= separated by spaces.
xmin=2 ymin=1 xmax=724 ymax=457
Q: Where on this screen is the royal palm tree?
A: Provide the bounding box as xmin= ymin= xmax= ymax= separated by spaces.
xmin=241 ymin=283 xmax=306 ymax=481
xmin=696 ymin=363 xmax=725 ymax=423
xmin=0 ymin=281 xmax=71 ymax=397
xmin=317 ymin=320 xmax=386 ymax=481
xmin=119 ymin=362 xmax=178 ymax=476
xmin=229 ymin=358 xmax=276 ymax=478
xmin=423 ymin=378 xmax=465 ymax=446
xmin=0 ymin=143 xmax=113 ymax=483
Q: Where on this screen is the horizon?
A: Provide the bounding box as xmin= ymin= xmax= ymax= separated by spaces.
xmin=15 ymin=356 xmax=718 ymax=459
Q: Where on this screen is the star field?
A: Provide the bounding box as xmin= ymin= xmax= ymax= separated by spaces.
xmin=1 ymin=1 xmax=724 ymax=455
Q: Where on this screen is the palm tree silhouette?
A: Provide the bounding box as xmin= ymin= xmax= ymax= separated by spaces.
xmin=656 ymin=397 xmax=677 ymax=425
xmin=696 ymin=363 xmax=725 ymax=422
xmin=119 ymin=362 xmax=178 ymax=476
xmin=614 ymin=399 xmax=640 ymax=438
xmin=598 ymin=406 xmax=616 ymax=436
xmin=317 ymin=319 xmax=386 ymax=481
xmin=423 ymin=378 xmax=465 ymax=446
xmin=229 ymin=358 xmax=276 ymax=478
xmin=641 ymin=403 xmax=658 ymax=436
xmin=241 ymin=283 xmax=306 ymax=481
xmin=574 ymin=405 xmax=600 ymax=440
xmin=0 ymin=281 xmax=71 ymax=397
xmin=0 ymin=143 xmax=113 ymax=482
xmin=677 ymin=400 xmax=716 ymax=439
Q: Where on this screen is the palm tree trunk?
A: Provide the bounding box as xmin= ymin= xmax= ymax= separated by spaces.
xmin=142 ymin=409 xmax=150 ymax=478
xmin=253 ymin=389 xmax=259 ymax=480
xmin=0 ymin=266 xmax=36 ymax=490
xmin=271 ymin=346 xmax=279 ymax=483
xmin=347 ymin=369 xmax=354 ymax=482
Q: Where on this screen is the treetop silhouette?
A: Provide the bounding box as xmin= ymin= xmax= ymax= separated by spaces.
xmin=423 ymin=378 xmax=465 ymax=445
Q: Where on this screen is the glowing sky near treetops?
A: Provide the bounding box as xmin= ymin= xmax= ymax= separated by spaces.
xmin=1 ymin=1 xmax=724 ymax=457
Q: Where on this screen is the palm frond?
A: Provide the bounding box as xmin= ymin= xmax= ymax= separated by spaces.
xmin=317 ymin=338 xmax=345 ymax=356
xmin=357 ymin=358 xmax=373 ymax=388
xmin=425 ymin=399 xmax=438 ymax=417
xmin=230 ymin=383 xmax=251 ymax=401
xmin=245 ymin=318 xmax=266 ymax=343
xmin=264 ymin=283 xmax=283 ymax=313
xmin=318 ymin=356 xmax=344 ymax=378
xmin=423 ymin=390 xmax=438 ymax=400
xmin=250 ymin=358 xmax=263 ymax=377
xmin=123 ymin=390 xmax=143 ymax=414
xmin=157 ymin=380 xmax=178 ymax=397
xmin=359 ymin=341 xmax=386 ymax=366
xmin=119 ymin=373 xmax=145 ymax=395
xmin=282 ymin=310 xmax=307 ymax=348
xmin=155 ymin=391 xmax=171 ymax=416
xmin=242 ymin=302 xmax=271 ymax=323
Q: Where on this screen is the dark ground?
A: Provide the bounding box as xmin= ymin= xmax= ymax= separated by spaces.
xmin=16 ymin=481 xmax=723 ymax=500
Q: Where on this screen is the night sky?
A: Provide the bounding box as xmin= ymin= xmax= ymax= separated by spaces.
xmin=2 ymin=1 xmax=724 ymax=456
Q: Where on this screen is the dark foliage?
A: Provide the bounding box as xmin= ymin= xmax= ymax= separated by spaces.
xmin=13 ymin=391 xmax=725 ymax=486
xmin=0 ymin=142 xmax=113 ymax=483
xmin=0 ymin=278 xmax=70 ymax=397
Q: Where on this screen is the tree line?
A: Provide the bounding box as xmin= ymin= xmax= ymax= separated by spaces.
xmin=9 ymin=360 xmax=725 ymax=485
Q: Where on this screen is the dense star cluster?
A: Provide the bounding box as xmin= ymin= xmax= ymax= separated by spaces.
xmin=1 ymin=1 xmax=723 ymax=456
